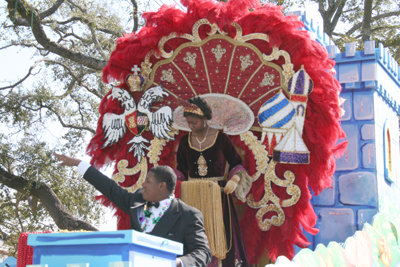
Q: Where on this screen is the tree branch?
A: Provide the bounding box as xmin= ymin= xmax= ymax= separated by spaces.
xmin=0 ymin=59 xmax=45 ymax=90
xmin=0 ymin=227 xmax=10 ymax=240
xmin=8 ymin=17 xmax=30 ymax=26
xmin=131 ymin=0 xmax=139 ymax=32
xmin=332 ymin=31 xmax=345 ymax=37
xmin=43 ymin=17 xmax=121 ymax=37
xmin=1 ymin=58 xmax=104 ymax=99
xmin=318 ymin=0 xmax=326 ymax=18
xmin=43 ymin=59 xmax=104 ymax=99
xmin=66 ymin=0 xmax=87 ymax=13
xmin=44 ymin=105 xmax=96 ymax=134
xmin=57 ymin=79 xmax=77 ymax=99
xmin=0 ymin=166 xmax=98 ymax=231
xmin=14 ymin=200 xmax=26 ymax=233
xmin=73 ymin=97 xmax=86 ymax=122
xmin=341 ymin=6 xmax=360 ymax=14
xmin=0 ymin=202 xmax=15 ymax=209
xmin=346 ymin=10 xmax=400 ymax=36
xmin=353 ymin=26 xmax=400 ymax=39
xmin=89 ymin=26 xmax=108 ymax=61
xmin=19 ymin=103 xmax=42 ymax=112
xmin=3 ymin=85 xmax=96 ymax=136
xmin=362 ymin=0 xmax=373 ymax=42
xmin=0 ymin=42 xmax=47 ymax=51
xmin=40 ymin=0 xmax=66 ymax=19
xmin=319 ymin=0 xmax=348 ymax=36
xmin=0 ymin=44 xmax=16 ymax=50
xmin=326 ymin=0 xmax=343 ymax=21
xmin=98 ymin=27 xmax=121 ymax=37
xmin=45 ymin=16 xmax=83 ymax=25
xmin=6 ymin=0 xmax=107 ymax=70
xmin=329 ymin=0 xmax=347 ymax=35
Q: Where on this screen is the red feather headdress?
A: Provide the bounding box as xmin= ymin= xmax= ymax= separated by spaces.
xmin=87 ymin=0 xmax=346 ymax=262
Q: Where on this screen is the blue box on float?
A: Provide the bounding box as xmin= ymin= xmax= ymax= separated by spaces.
xmin=27 ymin=230 xmax=183 ymax=267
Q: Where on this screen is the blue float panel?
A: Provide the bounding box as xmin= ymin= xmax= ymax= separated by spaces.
xmin=336 ymin=124 xmax=359 ymax=171
xmin=340 ymin=92 xmax=352 ymax=121
xmin=27 ymin=230 xmax=183 ymax=267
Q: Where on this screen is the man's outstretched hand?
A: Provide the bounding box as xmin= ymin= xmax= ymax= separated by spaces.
xmin=53 ymin=152 xmax=81 ymax=167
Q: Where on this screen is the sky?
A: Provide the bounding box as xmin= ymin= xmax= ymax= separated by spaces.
xmin=0 ymin=0 xmax=323 ymax=232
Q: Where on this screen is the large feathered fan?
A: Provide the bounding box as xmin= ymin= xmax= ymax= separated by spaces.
xmin=87 ymin=0 xmax=346 ymax=262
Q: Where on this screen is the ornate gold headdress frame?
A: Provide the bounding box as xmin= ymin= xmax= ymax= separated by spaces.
xmin=238 ymin=132 xmax=300 ymax=231
xmin=140 ymin=19 xmax=295 ymax=91
xmin=112 ymin=19 xmax=301 ymax=231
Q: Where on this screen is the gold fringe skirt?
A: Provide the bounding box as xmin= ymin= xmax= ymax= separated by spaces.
xmin=181 ymin=180 xmax=228 ymax=259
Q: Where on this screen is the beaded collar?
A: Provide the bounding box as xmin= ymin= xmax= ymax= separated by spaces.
xmin=140 ymin=194 xmax=175 ymax=233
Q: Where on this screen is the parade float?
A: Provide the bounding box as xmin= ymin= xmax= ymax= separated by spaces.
xmin=14 ymin=0 xmax=400 ymax=266
xmin=85 ymin=0 xmax=345 ymax=264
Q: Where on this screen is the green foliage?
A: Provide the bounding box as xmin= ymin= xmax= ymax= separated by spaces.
xmin=291 ymin=0 xmax=400 ymax=62
xmin=260 ymin=0 xmax=294 ymax=10
xmin=0 ymin=0 xmax=137 ymax=259
xmin=0 ymin=134 xmax=104 ymax=257
xmin=338 ymin=0 xmax=399 ymax=61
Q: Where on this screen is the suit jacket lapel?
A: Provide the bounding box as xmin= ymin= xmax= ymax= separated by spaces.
xmin=130 ymin=201 xmax=145 ymax=231
xmin=150 ymin=199 xmax=182 ymax=237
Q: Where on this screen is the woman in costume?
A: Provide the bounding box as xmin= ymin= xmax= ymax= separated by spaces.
xmin=176 ymin=97 xmax=251 ymax=267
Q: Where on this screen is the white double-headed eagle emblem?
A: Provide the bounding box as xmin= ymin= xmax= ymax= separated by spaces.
xmin=101 ymin=85 xmax=174 ymax=162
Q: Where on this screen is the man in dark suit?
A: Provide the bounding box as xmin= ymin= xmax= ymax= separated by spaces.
xmin=54 ymin=153 xmax=212 ymax=267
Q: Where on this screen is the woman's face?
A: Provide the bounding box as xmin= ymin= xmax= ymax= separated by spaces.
xmin=186 ymin=115 xmax=205 ymax=133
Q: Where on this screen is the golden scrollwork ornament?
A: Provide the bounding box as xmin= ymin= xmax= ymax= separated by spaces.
xmin=247 ymin=160 xmax=301 ymax=231
xmin=161 ymin=69 xmax=176 ymax=83
xmin=197 ymin=154 xmax=208 ymax=176
xmin=112 ymin=158 xmax=148 ymax=193
xmin=260 ymin=72 xmax=275 ymax=87
xmin=239 ymin=131 xmax=268 ymax=182
xmin=211 ymin=44 xmax=226 ymax=63
xmin=239 ymin=54 xmax=253 ymax=71
xmin=183 ymin=52 xmax=197 ymax=68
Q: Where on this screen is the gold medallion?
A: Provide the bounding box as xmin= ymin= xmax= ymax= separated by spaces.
xmin=197 ymin=154 xmax=208 ymax=176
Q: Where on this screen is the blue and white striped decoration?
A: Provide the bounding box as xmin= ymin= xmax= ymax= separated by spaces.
xmin=287 ymin=66 xmax=314 ymax=96
xmin=258 ymin=92 xmax=295 ymax=129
